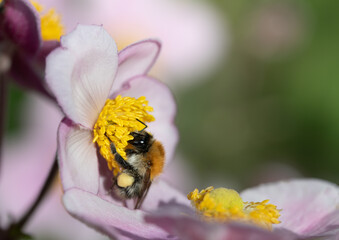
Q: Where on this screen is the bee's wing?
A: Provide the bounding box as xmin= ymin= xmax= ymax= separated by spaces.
xmin=134 ymin=168 xmax=152 ymax=209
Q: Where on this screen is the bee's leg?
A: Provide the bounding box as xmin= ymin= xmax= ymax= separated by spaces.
xmin=134 ymin=168 xmax=152 ymax=209
xmin=108 ymin=139 xmax=134 ymax=171
xmin=134 ymin=181 xmax=152 ymax=209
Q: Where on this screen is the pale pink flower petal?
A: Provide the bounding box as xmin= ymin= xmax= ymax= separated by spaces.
xmin=240 ymin=179 xmax=339 ymax=236
xmin=304 ymin=209 xmax=339 ymax=238
xmin=145 ymin=203 xmax=295 ymax=240
xmin=0 ymin=94 xmax=107 ymax=240
xmin=115 ymin=76 xmax=178 ymax=164
xmin=0 ymin=94 xmax=60 ymax=225
xmin=46 ymin=24 xmax=118 ymax=128
xmin=63 ymin=188 xmax=174 ymax=239
xmin=142 ymin=180 xmax=190 ymax=211
xmin=111 ymin=39 xmax=161 ymax=96
xmin=39 ymin=0 xmax=227 ymax=87
xmin=58 ymin=118 xmax=99 ymax=193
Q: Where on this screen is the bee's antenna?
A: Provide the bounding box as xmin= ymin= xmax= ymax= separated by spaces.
xmin=136 ymin=119 xmax=148 ymax=132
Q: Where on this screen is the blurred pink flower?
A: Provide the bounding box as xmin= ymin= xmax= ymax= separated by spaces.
xmin=0 ymin=0 xmax=40 ymax=57
xmin=0 ymin=94 xmax=107 ymax=239
xmin=39 ymin=0 xmax=227 ymax=88
xmin=146 ymin=179 xmax=339 ymax=240
xmin=0 ymin=0 xmax=60 ymax=99
xmin=45 ymin=24 xmax=187 ymax=239
xmin=246 ymin=1 xmax=306 ymax=60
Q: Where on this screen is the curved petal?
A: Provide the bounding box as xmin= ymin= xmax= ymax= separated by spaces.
xmin=114 ymin=76 xmax=178 ymax=165
xmin=46 ymin=24 xmax=118 ymax=128
xmin=240 ymin=179 xmax=339 ymax=235
xmin=142 ymin=180 xmax=190 ymax=211
xmin=58 ymin=118 xmax=99 ymax=193
xmin=110 ymin=39 xmax=161 ymax=96
xmin=63 ymin=188 xmax=171 ymax=239
xmin=302 ymin=209 xmax=339 ymax=238
xmin=3 ymin=0 xmax=41 ymax=56
xmin=145 ymin=204 xmax=293 ymax=240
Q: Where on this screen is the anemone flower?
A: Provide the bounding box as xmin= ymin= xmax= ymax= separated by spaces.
xmin=0 ymin=93 xmax=108 ymax=240
xmin=35 ymin=0 xmax=227 ymax=89
xmin=0 ymin=0 xmax=64 ymax=99
xmin=146 ymin=179 xmax=339 ymax=240
xmin=45 ymin=24 xmax=188 ymax=239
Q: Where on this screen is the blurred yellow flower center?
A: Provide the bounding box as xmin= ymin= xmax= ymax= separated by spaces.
xmin=188 ymin=187 xmax=281 ymax=230
xmin=93 ymin=95 xmax=155 ymax=174
xmin=30 ymin=1 xmax=64 ymax=41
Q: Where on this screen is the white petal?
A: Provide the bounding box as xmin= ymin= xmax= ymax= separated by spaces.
xmin=58 ymin=118 xmax=99 ymax=193
xmin=241 ymin=179 xmax=339 ymax=235
xmin=110 ymin=39 xmax=161 ymax=96
xmin=46 ymin=24 xmax=118 ymax=128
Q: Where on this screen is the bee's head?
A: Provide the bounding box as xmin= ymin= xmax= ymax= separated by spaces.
xmin=128 ymin=131 xmax=153 ymax=153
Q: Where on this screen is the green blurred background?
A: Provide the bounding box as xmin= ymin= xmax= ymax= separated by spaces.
xmin=7 ymin=0 xmax=339 ymax=191
xmin=176 ymin=0 xmax=339 ymax=189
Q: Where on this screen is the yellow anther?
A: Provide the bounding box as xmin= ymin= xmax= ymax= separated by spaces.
xmin=188 ymin=187 xmax=281 ymax=230
xmin=93 ymin=95 xmax=155 ymax=174
xmin=30 ymin=1 xmax=64 ymax=41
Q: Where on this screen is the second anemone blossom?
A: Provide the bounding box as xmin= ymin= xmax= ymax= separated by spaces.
xmin=46 ymin=25 xmax=188 ymax=239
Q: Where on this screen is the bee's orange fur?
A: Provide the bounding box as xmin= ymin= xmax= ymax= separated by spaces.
xmin=147 ymin=141 xmax=165 ymax=180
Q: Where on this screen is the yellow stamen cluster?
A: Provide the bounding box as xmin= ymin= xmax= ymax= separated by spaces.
xmin=188 ymin=187 xmax=281 ymax=230
xmin=93 ymin=95 xmax=155 ymax=174
xmin=30 ymin=1 xmax=64 ymax=41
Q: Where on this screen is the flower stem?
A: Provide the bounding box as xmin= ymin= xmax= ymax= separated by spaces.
xmin=15 ymin=155 xmax=59 ymax=230
xmin=0 ymin=74 xmax=7 ymax=176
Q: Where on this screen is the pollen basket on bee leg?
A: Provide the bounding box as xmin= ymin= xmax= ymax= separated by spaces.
xmin=93 ymin=95 xmax=155 ymax=174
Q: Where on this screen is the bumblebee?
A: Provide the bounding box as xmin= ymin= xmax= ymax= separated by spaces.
xmin=109 ymin=128 xmax=165 ymax=209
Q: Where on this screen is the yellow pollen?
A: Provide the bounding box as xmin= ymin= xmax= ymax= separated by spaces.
xmin=30 ymin=1 xmax=64 ymax=41
xmin=93 ymin=95 xmax=155 ymax=174
xmin=188 ymin=187 xmax=281 ymax=230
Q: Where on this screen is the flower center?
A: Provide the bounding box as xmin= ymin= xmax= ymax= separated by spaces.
xmin=93 ymin=95 xmax=155 ymax=174
xmin=30 ymin=1 xmax=64 ymax=41
xmin=188 ymin=187 xmax=281 ymax=230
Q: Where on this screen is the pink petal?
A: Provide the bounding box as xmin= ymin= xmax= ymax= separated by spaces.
xmin=110 ymin=39 xmax=161 ymax=96
xmin=240 ymin=179 xmax=339 ymax=235
xmin=115 ymin=76 xmax=178 ymax=165
xmin=145 ymin=203 xmax=294 ymax=240
xmin=63 ymin=188 xmax=171 ymax=239
xmin=28 ymin=185 xmax=109 ymax=240
xmin=46 ymin=24 xmax=118 ymax=128
xmin=0 ymin=93 xmax=60 ymax=224
xmin=303 ymin=209 xmax=339 ymax=238
xmin=142 ymin=180 xmax=190 ymax=211
xmin=58 ymin=118 xmax=99 ymax=193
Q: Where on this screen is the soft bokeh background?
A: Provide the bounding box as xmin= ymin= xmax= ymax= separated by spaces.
xmin=3 ymin=0 xmax=339 ymax=238
xmin=176 ymin=0 xmax=339 ymax=190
